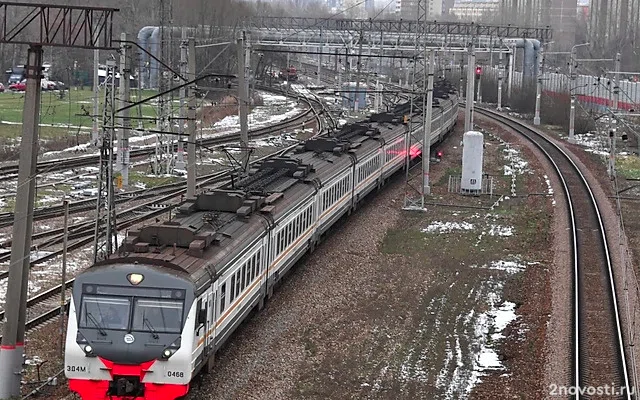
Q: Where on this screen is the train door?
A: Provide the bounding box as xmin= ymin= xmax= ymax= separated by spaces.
xmin=193 ymin=293 xmax=208 ymax=370
xmin=205 ymin=289 xmax=215 ymax=354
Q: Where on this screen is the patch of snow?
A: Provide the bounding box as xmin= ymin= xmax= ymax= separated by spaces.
xmin=30 ymin=251 xmax=53 ymax=263
xmin=471 ymin=260 xmax=527 ymax=274
xmin=24 ymin=355 xmax=44 ymax=366
xmin=464 ymin=287 xmax=518 ymax=394
xmin=502 ymin=147 xmax=529 ymax=176
xmin=571 ymin=131 xmax=609 ymax=156
xmin=488 ymin=225 xmax=514 ymax=237
xmin=543 ymin=175 xmax=556 ymax=206
xmin=422 ymin=221 xmax=475 ymax=233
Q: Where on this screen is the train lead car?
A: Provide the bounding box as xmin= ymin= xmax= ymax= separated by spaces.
xmin=64 ymin=81 xmax=459 ymax=400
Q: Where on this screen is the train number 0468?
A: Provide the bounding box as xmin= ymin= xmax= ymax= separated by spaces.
xmin=167 ymin=371 xmax=184 ymax=378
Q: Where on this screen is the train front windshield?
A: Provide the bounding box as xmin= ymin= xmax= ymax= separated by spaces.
xmin=79 ymin=290 xmax=185 ymax=334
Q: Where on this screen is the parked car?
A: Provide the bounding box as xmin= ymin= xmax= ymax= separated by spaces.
xmin=9 ymin=80 xmax=26 ymax=91
xmin=0 ymin=83 xmax=4 ymax=92
xmin=41 ymin=79 xmax=57 ymax=90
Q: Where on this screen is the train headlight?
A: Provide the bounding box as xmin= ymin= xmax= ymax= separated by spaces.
xmin=127 ymin=273 xmax=144 ymax=285
xmin=162 ymin=349 xmax=173 ymax=359
xmin=83 ymin=345 xmax=93 ymax=354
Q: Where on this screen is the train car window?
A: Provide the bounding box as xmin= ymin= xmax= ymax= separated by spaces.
xmin=240 ymin=264 xmax=246 ymax=291
xmin=230 ymin=275 xmax=236 ymax=300
xmin=235 ymin=270 xmax=242 ymax=295
xmin=245 ymin=259 xmax=251 ymax=286
xmin=251 ymin=254 xmax=256 ymax=281
xmin=302 ymin=210 xmax=306 ymax=229
xmin=285 ymin=224 xmax=290 ymax=247
xmin=257 ymin=251 xmax=262 ymax=274
xmin=276 ymin=231 xmax=280 ymax=255
xmin=79 ymin=296 xmax=130 ymax=331
xmin=289 ymin=222 xmax=293 ymax=244
xmin=299 ymin=212 xmax=303 ymax=232
xmin=132 ymin=298 xmax=184 ymax=334
xmin=279 ymin=230 xmax=285 ymax=255
xmin=292 ymin=220 xmax=296 ymax=242
xmin=220 ymin=283 xmax=226 ymax=314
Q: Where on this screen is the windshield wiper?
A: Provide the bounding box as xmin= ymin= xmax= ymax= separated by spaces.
xmin=143 ymin=317 xmax=159 ymax=339
xmin=87 ymin=312 xmax=107 ymax=336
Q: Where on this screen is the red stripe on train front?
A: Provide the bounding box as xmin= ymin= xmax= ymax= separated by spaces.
xmin=68 ymin=357 xmax=189 ymax=400
xmin=68 ymin=379 xmax=189 ymax=400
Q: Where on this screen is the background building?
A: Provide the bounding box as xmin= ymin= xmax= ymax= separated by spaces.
xmin=450 ymin=0 xmax=499 ymax=19
xmin=397 ymin=0 xmax=443 ymax=17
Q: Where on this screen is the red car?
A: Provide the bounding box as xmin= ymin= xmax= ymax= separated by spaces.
xmin=9 ymin=80 xmax=26 ymax=91
xmin=0 ymin=83 xmax=4 ymax=92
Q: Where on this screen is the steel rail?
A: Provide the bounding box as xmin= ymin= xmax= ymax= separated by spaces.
xmin=0 ymin=107 xmax=326 ymax=343
xmin=0 ymin=88 xmax=323 ymax=232
xmin=0 ymin=87 xmax=321 ymax=179
xmin=475 ymin=106 xmax=632 ymax=399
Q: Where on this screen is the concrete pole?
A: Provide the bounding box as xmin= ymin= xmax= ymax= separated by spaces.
xmin=378 ymin=31 xmax=384 ymax=76
xmin=405 ymin=65 xmax=411 ymax=87
xmin=118 ymin=33 xmax=131 ymax=186
xmin=186 ymin=37 xmax=197 ymax=199
xmin=459 ymin=53 xmax=464 ymax=100
xmin=533 ymin=48 xmax=543 ymax=125
xmin=0 ymin=45 xmax=43 ymax=399
xmin=354 ymin=30 xmax=364 ymax=112
xmin=608 ymin=128 xmax=617 ymax=178
xmin=317 ymin=28 xmax=322 ymax=86
xmin=507 ymin=51 xmax=514 ymax=102
xmin=177 ymin=28 xmax=187 ymax=169
xmin=569 ymin=47 xmax=576 ymax=143
xmin=613 ymin=52 xmax=621 ymax=110
xmin=464 ymin=48 xmax=476 ymax=132
xmin=59 ymin=199 xmax=69 ymax=356
xmin=422 ymin=50 xmax=435 ymax=199
xmin=237 ymin=33 xmax=250 ymax=171
xmin=92 ymin=49 xmax=100 ymax=145
xmin=498 ymin=49 xmax=504 ymax=111
xmin=374 ymin=78 xmax=380 ymax=113
xmin=338 ymin=59 xmax=343 ymax=98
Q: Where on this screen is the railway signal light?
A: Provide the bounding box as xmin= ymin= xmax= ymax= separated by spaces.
xmin=436 ymin=150 xmax=443 ymax=160
xmin=475 ymin=67 xmax=482 ymax=79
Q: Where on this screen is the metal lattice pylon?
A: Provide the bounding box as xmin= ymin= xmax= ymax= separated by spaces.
xmin=403 ymin=0 xmax=435 ymax=210
xmin=93 ymin=60 xmax=118 ymax=262
xmin=153 ymin=0 xmax=175 ymax=175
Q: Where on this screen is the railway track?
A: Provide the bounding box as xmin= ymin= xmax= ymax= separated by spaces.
xmin=0 ymin=167 xmax=257 ymax=342
xmin=0 ymin=87 xmax=322 ymax=230
xmin=476 ymin=107 xmax=633 ymax=399
xmin=0 ymin=86 xmax=321 ymax=179
xmin=0 ymin=87 xmax=333 ymax=343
